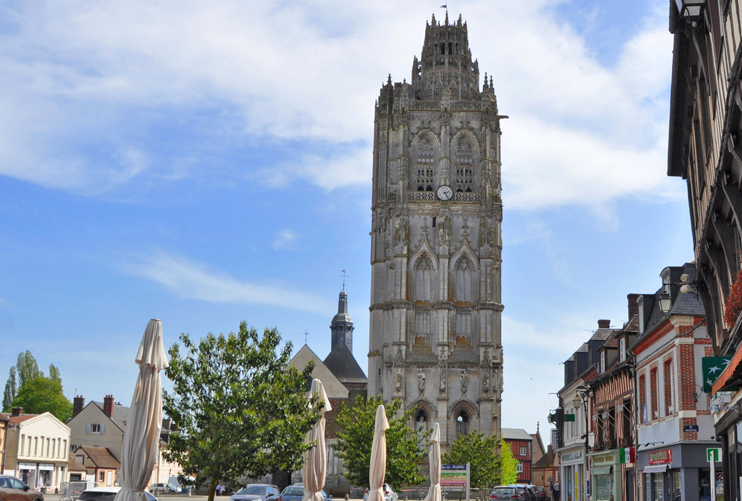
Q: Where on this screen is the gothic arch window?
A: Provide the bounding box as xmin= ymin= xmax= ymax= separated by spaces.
xmin=456 ymin=410 xmax=470 ymax=436
xmin=416 ymin=135 xmax=436 ymax=192
xmin=415 ymin=409 xmax=428 ymax=429
xmin=414 ymin=254 xmax=434 ymax=302
xmin=454 ymin=135 xmax=475 ymax=192
xmin=454 ymin=256 xmax=474 ymax=303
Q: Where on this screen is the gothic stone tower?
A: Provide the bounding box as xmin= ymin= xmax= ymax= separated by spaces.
xmin=368 ymin=13 xmax=504 ymax=447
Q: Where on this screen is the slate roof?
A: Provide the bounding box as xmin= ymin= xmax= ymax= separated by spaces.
xmin=78 ymin=446 xmax=120 ymax=468
xmin=323 ymin=342 xmax=367 ymax=383
xmin=90 ymin=401 xmax=129 ymax=431
xmin=501 ymin=428 xmax=533 ymax=441
xmin=67 ymin=452 xmax=87 ymax=472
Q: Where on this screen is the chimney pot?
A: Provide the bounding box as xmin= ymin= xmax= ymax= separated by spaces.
xmin=11 ymin=407 xmax=22 ymax=417
xmin=104 ymin=395 xmax=114 ymax=418
xmin=598 ymin=319 xmax=611 ymax=329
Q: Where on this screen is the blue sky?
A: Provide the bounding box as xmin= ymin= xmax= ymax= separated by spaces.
xmin=0 ymin=0 xmax=686 ymax=443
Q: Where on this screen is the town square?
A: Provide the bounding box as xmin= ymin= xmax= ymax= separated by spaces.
xmin=0 ymin=2 xmax=735 ymax=501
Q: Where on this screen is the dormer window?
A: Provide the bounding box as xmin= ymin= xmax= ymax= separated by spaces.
xmin=619 ymin=338 xmax=626 ymax=363
xmin=600 ymin=351 xmax=606 ymax=373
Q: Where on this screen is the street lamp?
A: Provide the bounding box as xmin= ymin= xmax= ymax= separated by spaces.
xmin=659 ymin=294 xmax=672 ymax=313
xmin=675 ymin=0 xmax=705 ymax=20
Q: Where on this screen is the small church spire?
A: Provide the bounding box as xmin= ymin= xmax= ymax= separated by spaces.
xmin=330 ymin=288 xmax=354 ymax=353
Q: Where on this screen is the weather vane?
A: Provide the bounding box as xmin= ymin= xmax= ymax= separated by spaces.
xmin=342 ymin=269 xmax=347 ymax=290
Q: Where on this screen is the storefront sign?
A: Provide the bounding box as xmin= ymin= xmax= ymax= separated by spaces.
xmin=18 ymin=463 xmax=36 ymax=470
xmin=38 ymin=464 xmax=54 ymax=471
xmin=592 ymin=454 xmax=615 ymax=465
xmin=562 ymin=451 xmax=582 ymax=463
xmin=648 ymin=449 xmax=673 ymax=465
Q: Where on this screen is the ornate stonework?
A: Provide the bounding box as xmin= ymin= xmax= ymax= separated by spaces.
xmin=368 ymin=13 xmax=503 ymax=447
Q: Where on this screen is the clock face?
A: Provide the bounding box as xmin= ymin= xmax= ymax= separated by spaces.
xmin=437 ymin=185 xmax=453 ymax=201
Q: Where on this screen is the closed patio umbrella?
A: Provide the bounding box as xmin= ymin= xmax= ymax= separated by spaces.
xmin=302 ymin=379 xmax=331 ymax=501
xmin=367 ymin=405 xmax=389 ymax=501
xmin=114 ymin=319 xmax=169 ymax=501
xmin=424 ymin=423 xmax=441 ymax=501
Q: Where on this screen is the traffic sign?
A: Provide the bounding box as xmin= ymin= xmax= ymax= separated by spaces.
xmin=708 ymin=448 xmax=721 ymax=462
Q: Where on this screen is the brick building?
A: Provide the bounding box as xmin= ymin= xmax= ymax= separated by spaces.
xmin=631 ymin=263 xmax=714 ymax=501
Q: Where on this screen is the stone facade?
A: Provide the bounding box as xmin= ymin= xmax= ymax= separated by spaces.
xmin=368 ymin=12 xmax=503 ymax=447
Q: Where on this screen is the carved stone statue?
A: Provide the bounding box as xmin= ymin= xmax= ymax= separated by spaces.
xmin=440 ymin=370 xmax=447 ymax=393
xmin=403 ymin=219 xmax=409 ymax=244
xmin=460 ymin=369 xmax=469 ymax=394
xmin=395 ymin=368 xmax=403 ymax=393
xmin=418 ymin=369 xmax=426 ymax=393
xmin=483 ymin=370 xmax=491 ymax=393
xmin=394 ymin=219 xmax=401 ymax=244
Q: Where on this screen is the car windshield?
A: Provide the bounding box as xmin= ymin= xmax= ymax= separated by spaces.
xmin=494 ymin=488 xmax=514 ymax=494
xmin=283 ymin=488 xmax=303 ymax=496
xmin=79 ymin=493 xmax=118 ymax=501
xmin=238 ymin=487 xmax=267 ymax=495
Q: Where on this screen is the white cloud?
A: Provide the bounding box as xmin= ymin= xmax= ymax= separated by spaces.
xmin=0 ymin=0 xmax=676 ymax=208
xmin=273 ymin=229 xmax=298 ymax=250
xmin=125 ymin=250 xmax=331 ymax=313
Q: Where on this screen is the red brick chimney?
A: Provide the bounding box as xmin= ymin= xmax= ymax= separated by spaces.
xmin=103 ymin=395 xmax=114 ymax=418
xmin=598 ymin=319 xmax=611 ymax=329
xmin=73 ymin=395 xmax=85 ymax=418
xmin=11 ymin=407 xmax=22 ymax=417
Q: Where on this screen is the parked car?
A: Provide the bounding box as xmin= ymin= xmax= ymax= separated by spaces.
xmin=489 ymin=486 xmax=521 ymax=500
xmin=508 ymin=486 xmax=534 ymax=501
xmin=0 ymin=475 xmax=44 ymax=501
xmin=230 ymin=485 xmax=281 ymax=501
xmin=534 ymin=486 xmax=548 ymax=501
xmin=362 ymin=484 xmax=398 ymax=501
xmin=78 ymin=487 xmax=159 ymax=501
xmin=278 ymin=485 xmax=329 ymax=501
xmin=150 ymin=484 xmax=180 ymax=495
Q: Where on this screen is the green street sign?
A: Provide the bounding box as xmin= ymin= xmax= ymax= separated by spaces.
xmin=707 ymin=448 xmax=721 ymax=462
xmin=702 ymin=357 xmax=732 ymax=392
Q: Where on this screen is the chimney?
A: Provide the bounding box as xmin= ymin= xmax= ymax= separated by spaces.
xmin=73 ymin=396 xmax=85 ymax=418
xmin=103 ymin=395 xmax=114 ymax=418
xmin=11 ymin=407 xmax=22 ymax=417
xmin=627 ymin=294 xmax=640 ymax=319
xmin=598 ymin=319 xmax=611 ymax=329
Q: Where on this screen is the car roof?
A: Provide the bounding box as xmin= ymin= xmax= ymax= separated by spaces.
xmin=84 ymin=487 xmax=122 ymax=493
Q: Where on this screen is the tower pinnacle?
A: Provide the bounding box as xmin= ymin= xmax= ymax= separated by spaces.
xmin=330 ymin=290 xmax=354 ymax=352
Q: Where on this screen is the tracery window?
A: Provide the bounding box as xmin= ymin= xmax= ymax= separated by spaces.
xmin=414 ymin=254 xmax=434 ymax=302
xmin=454 ymin=256 xmax=474 ymax=303
xmin=454 ymin=136 xmax=474 ymax=192
xmin=416 ymin=136 xmax=436 ymax=192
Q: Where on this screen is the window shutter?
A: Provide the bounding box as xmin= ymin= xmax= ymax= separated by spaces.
xmin=100 ymin=424 xmax=105 ymax=434
xmin=85 ymin=424 xmax=91 ymax=434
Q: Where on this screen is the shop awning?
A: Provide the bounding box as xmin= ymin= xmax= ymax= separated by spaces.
xmin=712 ymin=347 xmax=742 ymax=394
xmin=643 ymin=465 xmax=667 ymax=473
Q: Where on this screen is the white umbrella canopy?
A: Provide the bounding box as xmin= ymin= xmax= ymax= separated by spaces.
xmin=367 ymin=405 xmax=390 ymax=501
xmin=424 ymin=423 xmax=441 ymax=501
xmin=114 ymin=319 xmax=169 ymax=501
xmin=302 ymin=379 xmax=332 ymax=501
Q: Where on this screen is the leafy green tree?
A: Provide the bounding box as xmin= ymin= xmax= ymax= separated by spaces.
xmin=12 ymin=376 xmax=72 ymax=421
xmin=48 ymin=364 xmax=61 ymax=383
xmin=335 ymin=396 xmax=428 ymax=490
xmin=16 ymin=351 xmax=42 ymax=387
xmin=442 ymin=430 xmax=501 ymax=489
xmin=3 ymin=367 xmax=16 ymax=412
xmin=500 ymin=440 xmax=519 ymax=485
xmin=163 ymin=323 xmax=321 ymax=501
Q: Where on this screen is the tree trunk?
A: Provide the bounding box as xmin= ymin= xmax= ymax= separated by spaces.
xmin=207 ymin=477 xmax=219 ymax=501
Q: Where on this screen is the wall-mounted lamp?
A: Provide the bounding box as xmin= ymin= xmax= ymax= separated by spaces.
xmin=659 ymin=294 xmax=672 ymax=313
xmin=675 ymin=0 xmax=705 ymax=19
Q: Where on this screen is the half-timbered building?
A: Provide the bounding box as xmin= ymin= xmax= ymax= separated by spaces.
xmin=503 ymin=428 xmax=534 ymax=483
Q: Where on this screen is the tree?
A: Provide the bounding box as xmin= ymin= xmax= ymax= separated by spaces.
xmin=163 ymin=323 xmax=321 ymax=501
xmin=48 ymin=364 xmax=61 ymax=383
xmin=442 ymin=430 xmax=501 ymax=489
xmin=335 ymin=396 xmax=428 ymax=490
xmin=499 ymin=440 xmax=519 ymax=486
xmin=12 ymin=376 xmax=72 ymax=421
xmin=3 ymin=367 xmax=16 ymax=412
xmin=16 ymin=351 xmax=42 ymax=387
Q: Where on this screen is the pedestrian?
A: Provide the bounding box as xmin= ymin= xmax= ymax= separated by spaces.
xmin=553 ymin=482 xmax=560 ymax=501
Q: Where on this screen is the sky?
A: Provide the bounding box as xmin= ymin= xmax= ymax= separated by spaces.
xmin=0 ymin=0 xmax=692 ymax=446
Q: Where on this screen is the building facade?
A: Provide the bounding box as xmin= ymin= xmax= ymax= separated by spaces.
xmin=666 ymin=2 xmax=742 ymax=500
xmin=368 ymin=12 xmax=504 ymax=447
xmin=631 ymin=263 xmax=714 ymax=501
xmin=503 ymin=428 xmax=533 ymax=483
xmin=2 ymin=408 xmax=70 ymax=491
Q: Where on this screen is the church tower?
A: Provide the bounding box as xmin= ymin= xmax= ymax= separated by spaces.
xmin=331 ymin=290 xmax=354 ymax=352
xmin=368 ymin=13 xmax=503 ymax=446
